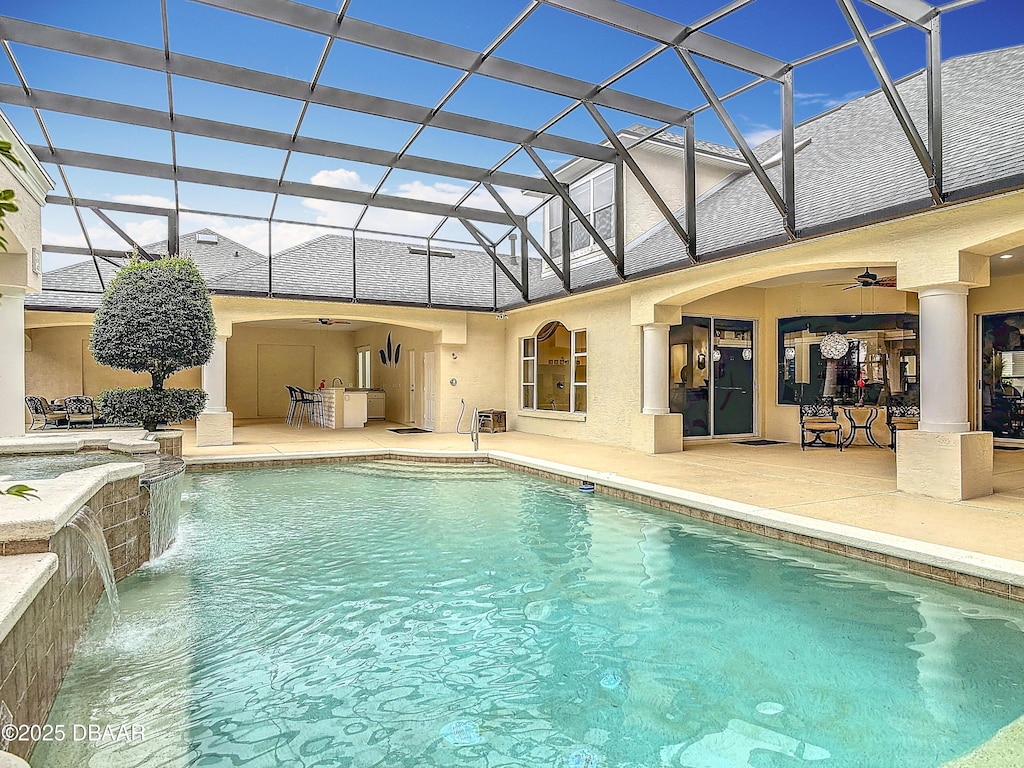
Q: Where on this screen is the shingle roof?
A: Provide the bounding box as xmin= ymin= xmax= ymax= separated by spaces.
xmin=620 ymin=124 xmax=745 ymax=162
xmin=620 ymin=45 xmax=1024 ymax=276
xmin=29 ymin=46 xmax=1024 ymax=313
xmin=29 ymin=228 xmax=528 ymax=311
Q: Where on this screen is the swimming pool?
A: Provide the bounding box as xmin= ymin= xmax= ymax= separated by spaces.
xmin=33 ymin=461 xmax=1024 ymax=767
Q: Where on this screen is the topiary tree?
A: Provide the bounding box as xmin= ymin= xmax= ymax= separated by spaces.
xmin=90 ymin=254 xmax=214 ymax=432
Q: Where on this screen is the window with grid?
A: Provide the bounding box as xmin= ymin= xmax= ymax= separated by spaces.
xmin=521 ymin=322 xmax=587 ymax=413
xmin=546 ymin=168 xmax=615 ymax=266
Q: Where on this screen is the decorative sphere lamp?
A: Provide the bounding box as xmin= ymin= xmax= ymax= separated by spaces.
xmin=819 ymin=332 xmax=850 ymax=360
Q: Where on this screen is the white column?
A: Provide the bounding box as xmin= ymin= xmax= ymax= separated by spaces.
xmin=642 ymin=323 xmax=670 ymax=415
xmin=202 ymin=334 xmax=229 ymax=413
xmin=0 ymin=289 xmax=26 ymax=437
xmin=918 ymin=285 xmax=970 ymax=433
xmin=196 ymin=332 xmax=233 ymax=446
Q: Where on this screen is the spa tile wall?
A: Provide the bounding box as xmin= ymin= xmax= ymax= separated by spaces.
xmin=0 ymin=476 xmax=147 ymax=760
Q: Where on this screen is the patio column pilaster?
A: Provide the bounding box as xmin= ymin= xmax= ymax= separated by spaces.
xmin=895 ymin=275 xmax=991 ymax=501
xmin=196 ymin=331 xmax=233 ymax=446
xmin=641 ymin=323 xmax=670 ymax=415
xmin=918 ymin=285 xmax=970 ymax=433
xmin=0 ymin=288 xmax=26 ymax=437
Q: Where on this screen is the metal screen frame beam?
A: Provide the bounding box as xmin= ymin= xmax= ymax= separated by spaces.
xmin=837 ymin=0 xmax=942 ymax=203
xmin=34 ymin=145 xmax=518 ymax=226
xmin=88 ymin=208 xmax=154 ymax=260
xmin=0 ymin=17 xmax=616 ymax=164
xmin=482 ymin=183 xmax=566 ymax=289
xmin=684 ymin=116 xmax=697 ymax=262
xmin=538 ymin=0 xmax=788 ymax=80
xmin=583 ymin=101 xmax=691 ymax=257
xmin=459 ymin=218 xmax=525 ymax=301
xmin=676 ymin=49 xmax=795 ymax=238
xmin=523 ymin=145 xmax=623 ymax=280
xmin=198 ymin=0 xmax=692 ymax=129
xmin=862 ymin=0 xmax=937 ymax=27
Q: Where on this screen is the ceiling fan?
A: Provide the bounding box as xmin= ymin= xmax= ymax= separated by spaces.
xmin=301 ymin=318 xmax=352 ymax=326
xmin=827 ymin=268 xmax=897 ymax=290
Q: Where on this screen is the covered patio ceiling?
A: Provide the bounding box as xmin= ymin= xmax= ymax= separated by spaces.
xmin=0 ymin=0 xmax=1007 ymax=307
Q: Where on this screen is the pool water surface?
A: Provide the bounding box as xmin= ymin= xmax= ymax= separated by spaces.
xmin=34 ymin=461 xmax=1024 ymax=767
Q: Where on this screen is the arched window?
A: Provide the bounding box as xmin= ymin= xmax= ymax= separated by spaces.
xmin=521 ymin=321 xmax=587 ymax=412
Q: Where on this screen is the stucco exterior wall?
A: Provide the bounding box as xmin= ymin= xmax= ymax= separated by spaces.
xmin=226 ymin=324 xmax=357 ymax=419
xmin=353 ymin=323 xmax=435 ymax=425
xmin=505 ymin=287 xmax=641 ymax=450
xmin=24 ymin=324 xmax=200 ymax=421
xmin=624 ymin=147 xmax=735 ymax=245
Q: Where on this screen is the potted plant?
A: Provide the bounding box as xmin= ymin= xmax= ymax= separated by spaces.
xmin=90 ymin=253 xmax=214 ymax=432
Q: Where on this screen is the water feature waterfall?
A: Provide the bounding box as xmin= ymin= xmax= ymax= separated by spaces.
xmin=141 ymin=457 xmax=186 ymax=560
xmin=67 ymin=506 xmax=120 ymax=618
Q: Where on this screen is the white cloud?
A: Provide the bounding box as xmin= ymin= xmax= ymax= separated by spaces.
xmin=310 ymin=168 xmax=373 ymax=192
xmin=110 ymin=193 xmax=176 ymax=209
xmin=795 ymin=89 xmax=869 ymax=109
xmin=743 ymin=126 xmax=780 ymax=147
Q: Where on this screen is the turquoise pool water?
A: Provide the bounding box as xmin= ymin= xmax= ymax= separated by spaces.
xmin=35 ymin=461 xmax=1024 ymax=767
xmin=0 ymin=451 xmax=128 ymax=479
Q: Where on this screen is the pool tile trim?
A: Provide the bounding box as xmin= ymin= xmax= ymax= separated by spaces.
xmin=0 ymin=554 xmax=57 ymax=646
xmin=185 ymin=448 xmax=1024 ymax=600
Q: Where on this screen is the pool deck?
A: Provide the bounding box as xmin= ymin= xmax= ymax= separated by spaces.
xmin=170 ymin=419 xmax=1024 ymax=565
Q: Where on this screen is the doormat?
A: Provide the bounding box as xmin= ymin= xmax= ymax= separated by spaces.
xmin=388 ymin=427 xmax=432 ymax=434
xmin=995 ymin=445 xmax=1024 ymax=451
xmin=735 ymin=439 xmax=786 ymax=446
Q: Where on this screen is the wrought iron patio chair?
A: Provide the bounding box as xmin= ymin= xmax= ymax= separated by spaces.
xmin=886 ymin=399 xmax=921 ymax=450
xmin=799 ymin=397 xmax=843 ymax=451
xmin=63 ymin=395 xmax=104 ymax=429
xmin=25 ymin=396 xmax=67 ymax=429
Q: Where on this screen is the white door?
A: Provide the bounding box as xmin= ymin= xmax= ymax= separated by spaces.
xmin=408 ymin=349 xmax=417 ymax=425
xmin=423 ymin=351 xmax=436 ymax=432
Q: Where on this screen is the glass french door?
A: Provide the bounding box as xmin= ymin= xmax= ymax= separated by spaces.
xmin=670 ymin=316 xmax=756 ymax=438
xmin=979 ymin=311 xmax=1024 ymax=441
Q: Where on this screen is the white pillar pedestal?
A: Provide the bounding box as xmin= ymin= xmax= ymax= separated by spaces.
xmin=0 ymin=289 xmax=26 ymax=437
xmin=897 ymin=430 xmax=993 ymax=501
xmin=896 ymin=283 xmax=992 ymax=500
xmin=641 ymin=323 xmax=670 ymax=415
xmin=196 ymin=334 xmax=233 ymax=447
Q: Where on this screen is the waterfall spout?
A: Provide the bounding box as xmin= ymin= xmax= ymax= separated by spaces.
xmin=140 ymin=456 xmax=186 ymax=560
xmin=68 ymin=506 xmax=120 ymax=619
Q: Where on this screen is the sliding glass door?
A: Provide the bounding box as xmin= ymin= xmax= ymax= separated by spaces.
xmin=670 ymin=316 xmax=756 ymax=438
xmin=980 ymin=311 xmax=1024 ymax=441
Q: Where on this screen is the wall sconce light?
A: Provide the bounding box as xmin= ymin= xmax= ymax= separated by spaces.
xmin=697 ymin=353 xmax=706 ymax=370
xmin=742 ymin=348 xmax=753 ymax=362
xmin=785 ymin=346 xmax=797 ymax=360
xmin=712 ymin=350 xmax=722 ymax=362
xmin=451 ymin=352 xmax=458 ymax=360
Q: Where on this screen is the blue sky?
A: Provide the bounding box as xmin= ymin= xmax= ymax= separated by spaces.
xmin=1 ymin=0 xmax=1021 ymax=268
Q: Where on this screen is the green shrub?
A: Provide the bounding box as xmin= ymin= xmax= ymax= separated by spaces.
xmin=91 ymin=256 xmax=215 ymax=383
xmin=99 ymin=387 xmax=208 ymax=430
xmin=90 ymin=255 xmax=216 ymax=432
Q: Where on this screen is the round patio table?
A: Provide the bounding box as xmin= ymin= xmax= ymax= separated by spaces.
xmin=841 ymin=405 xmax=884 ymax=448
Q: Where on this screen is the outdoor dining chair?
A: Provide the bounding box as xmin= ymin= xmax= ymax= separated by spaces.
xmin=799 ymin=397 xmax=844 ymax=451
xmin=24 ymin=396 xmax=67 ymax=429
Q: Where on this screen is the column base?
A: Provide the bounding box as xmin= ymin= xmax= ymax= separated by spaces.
xmin=195 ymin=411 xmax=234 ymax=447
xmin=634 ymin=413 xmax=683 ymax=454
xmin=896 ymin=430 xmax=993 ymax=501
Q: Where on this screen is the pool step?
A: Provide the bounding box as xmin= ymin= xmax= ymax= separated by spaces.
xmin=328 ymin=460 xmax=509 ymax=482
